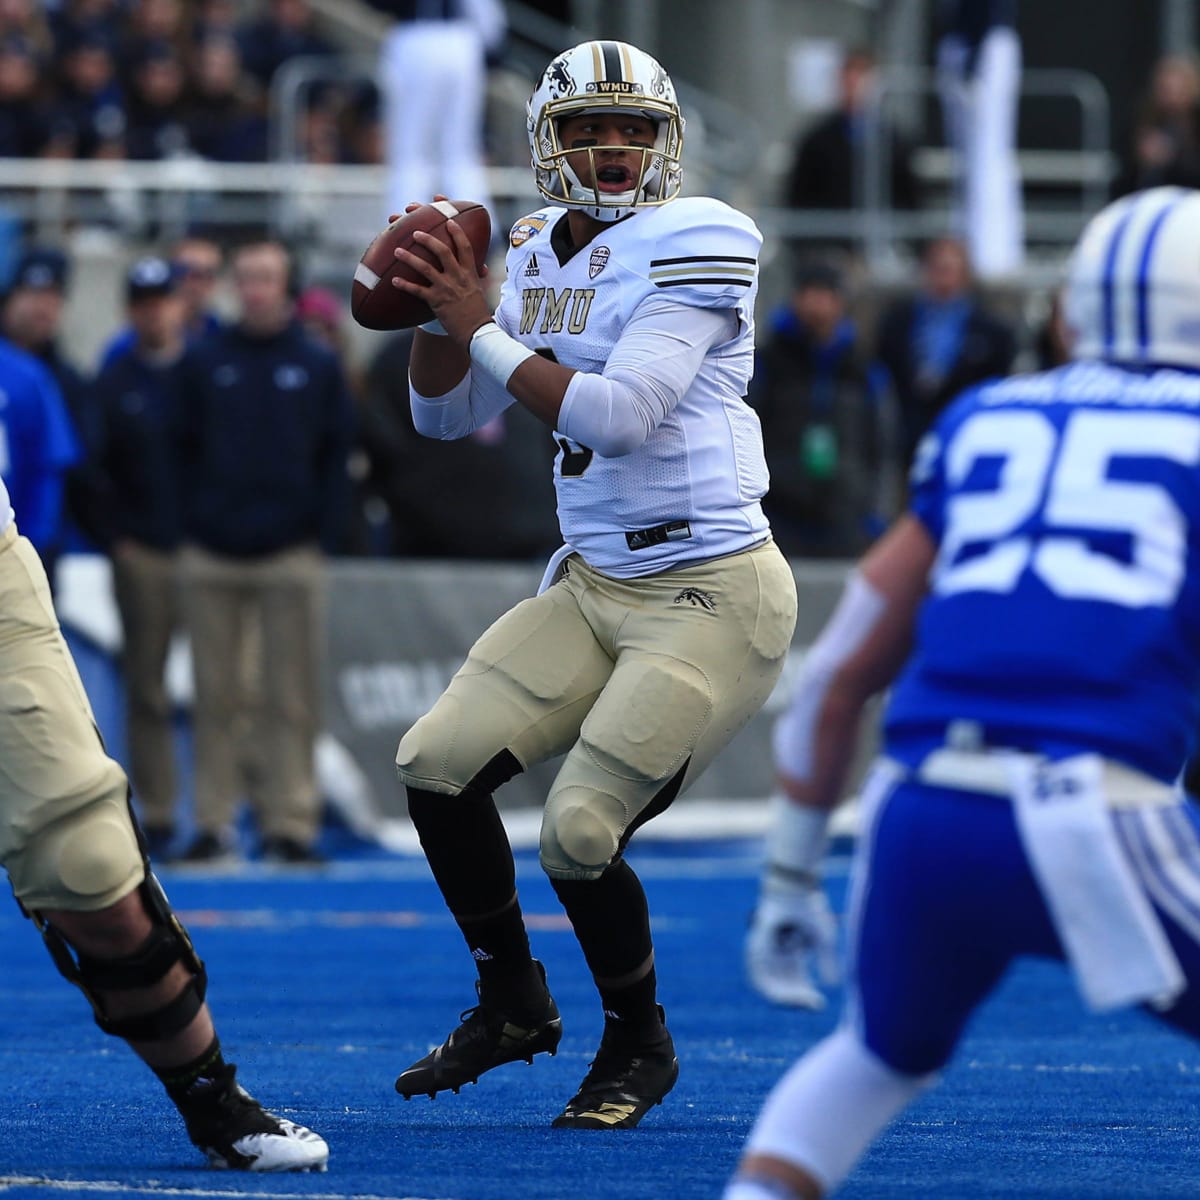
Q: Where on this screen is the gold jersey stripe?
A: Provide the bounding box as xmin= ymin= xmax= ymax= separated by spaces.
xmin=649 ymin=264 xmax=757 ymax=280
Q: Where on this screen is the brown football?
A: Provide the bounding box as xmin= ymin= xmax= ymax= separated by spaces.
xmin=350 ymin=200 xmax=492 ymax=331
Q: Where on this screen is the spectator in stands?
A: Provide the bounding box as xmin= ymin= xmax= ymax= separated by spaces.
xmin=44 ymin=22 xmax=126 ymax=159
xmin=293 ymin=283 xmax=340 ymax=349
xmin=875 ymin=235 xmax=1017 ymax=465
xmin=296 ymin=84 xmax=347 ymax=164
xmin=99 ymin=235 xmax=224 ymax=369
xmin=366 ymin=0 xmax=506 ymax=219
xmin=294 ymin=284 xmax=389 ymax=554
xmin=344 ymin=79 xmax=382 ymax=165
xmin=194 ymin=0 xmax=238 ymax=42
xmin=171 ymin=235 xmax=225 ymax=336
xmin=123 ymin=38 xmax=190 ymax=160
xmin=750 ymin=261 xmax=898 ymax=560
xmin=0 ymin=327 xmax=80 ymax=565
xmin=1034 ymin=289 xmax=1072 ymax=371
xmin=783 ymin=46 xmax=920 ymax=256
xmin=357 ymin=327 xmax=559 ymax=560
xmin=49 ymin=0 xmax=125 ymax=50
xmin=174 ymin=239 xmax=354 ymax=865
xmin=91 ymin=257 xmax=189 ymax=861
xmin=1 ymin=248 xmax=89 ymax=428
xmin=0 ymin=247 xmax=100 ymax=558
xmin=0 ymin=33 xmax=50 ymax=158
xmin=0 ymin=0 xmax=53 ymax=57
xmin=236 ymin=0 xmax=334 ymax=91
xmin=1114 ymin=53 xmax=1200 ymax=197
xmin=183 ymin=33 xmax=267 ymax=162
xmin=936 ymin=0 xmax=1024 ymax=279
xmin=121 ymin=0 xmax=189 ymax=67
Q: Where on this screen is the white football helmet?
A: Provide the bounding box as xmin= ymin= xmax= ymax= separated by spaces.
xmin=526 ymin=40 xmax=684 ymax=223
xmin=1063 ymin=186 xmax=1200 ymax=370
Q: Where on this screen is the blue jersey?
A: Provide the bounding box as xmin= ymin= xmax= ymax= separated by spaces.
xmin=0 ymin=338 xmax=80 ymax=554
xmin=884 ymin=361 xmax=1200 ymax=782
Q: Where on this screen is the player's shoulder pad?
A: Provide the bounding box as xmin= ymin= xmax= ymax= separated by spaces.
xmin=508 ymin=207 xmax=561 ymax=250
xmin=633 ymin=196 xmax=761 ymax=309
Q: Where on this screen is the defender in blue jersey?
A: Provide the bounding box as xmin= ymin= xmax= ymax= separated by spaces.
xmin=728 ymin=186 xmax=1200 ymax=1199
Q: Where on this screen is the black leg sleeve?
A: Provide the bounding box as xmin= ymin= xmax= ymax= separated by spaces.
xmin=552 ymin=859 xmax=661 ymax=1036
xmin=406 ymin=785 xmax=538 ymax=993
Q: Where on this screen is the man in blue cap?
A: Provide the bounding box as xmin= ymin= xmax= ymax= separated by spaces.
xmin=91 ymin=256 xmax=190 ymax=860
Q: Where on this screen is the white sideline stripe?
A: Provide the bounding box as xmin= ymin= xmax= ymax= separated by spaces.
xmin=353 ymin=262 xmax=381 ymax=289
xmin=0 ymin=1180 xmax=458 ymax=1200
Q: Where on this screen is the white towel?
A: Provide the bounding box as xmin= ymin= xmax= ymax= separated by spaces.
xmin=1007 ymin=753 xmax=1185 ymax=1013
xmin=536 ymin=544 xmax=574 ymax=595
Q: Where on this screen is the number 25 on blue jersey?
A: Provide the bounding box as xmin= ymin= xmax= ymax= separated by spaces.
xmin=933 ymin=408 xmax=1200 ymax=608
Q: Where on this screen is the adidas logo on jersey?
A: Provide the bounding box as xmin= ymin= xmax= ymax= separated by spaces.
xmin=470 ymin=947 xmax=494 ymax=962
xmin=673 ymin=588 xmax=716 ymax=611
xmin=524 ymin=253 xmax=541 ymax=278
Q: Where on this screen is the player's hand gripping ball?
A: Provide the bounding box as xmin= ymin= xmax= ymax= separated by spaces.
xmin=351 ymin=200 xmax=491 ymax=331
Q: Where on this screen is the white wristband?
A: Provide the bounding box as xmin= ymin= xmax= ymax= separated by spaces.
xmin=469 ymin=321 xmax=536 ymax=385
xmin=418 ymin=318 xmax=447 ymax=335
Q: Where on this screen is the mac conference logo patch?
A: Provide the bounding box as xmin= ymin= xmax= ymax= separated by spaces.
xmin=511 ymin=216 xmax=548 ymax=248
xmin=589 ymin=246 xmax=610 ymax=279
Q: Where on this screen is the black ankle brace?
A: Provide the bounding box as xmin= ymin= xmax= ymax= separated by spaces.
xmin=155 ymin=1036 xmax=227 ymax=1102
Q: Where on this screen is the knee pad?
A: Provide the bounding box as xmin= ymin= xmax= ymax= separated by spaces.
xmin=36 ymin=872 xmax=208 ymax=1042
xmin=540 ymin=786 xmax=626 ymax=880
xmin=6 ymin=773 xmax=142 ymax=914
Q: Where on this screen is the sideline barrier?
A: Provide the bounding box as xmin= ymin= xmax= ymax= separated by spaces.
xmin=58 ymin=554 xmax=872 ymax=825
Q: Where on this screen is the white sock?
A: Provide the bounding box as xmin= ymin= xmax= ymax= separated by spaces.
xmin=743 ymin=1027 xmax=933 ymax=1193
xmin=723 ymin=1180 xmax=802 ymax=1200
xmin=761 ymin=794 xmax=832 ymax=897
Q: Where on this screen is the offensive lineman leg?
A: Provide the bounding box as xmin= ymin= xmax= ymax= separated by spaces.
xmin=31 ymin=867 xmax=328 ymax=1172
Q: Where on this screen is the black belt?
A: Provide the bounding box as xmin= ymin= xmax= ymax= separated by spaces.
xmin=625 ymin=520 xmax=692 ymax=551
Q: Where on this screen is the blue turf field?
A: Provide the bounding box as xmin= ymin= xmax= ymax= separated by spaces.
xmin=4 ymin=843 xmax=1200 ymax=1200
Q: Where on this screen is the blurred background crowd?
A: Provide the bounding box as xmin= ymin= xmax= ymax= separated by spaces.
xmin=8 ymin=0 xmax=1198 ymax=572
xmin=2 ymin=0 xmax=1197 ymax=859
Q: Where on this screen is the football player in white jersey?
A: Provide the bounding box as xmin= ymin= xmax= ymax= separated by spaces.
xmin=387 ymin=40 xmax=798 ymax=1128
xmin=0 ymin=475 xmax=327 ymax=1171
xmin=727 ymin=187 xmax=1200 ymax=1198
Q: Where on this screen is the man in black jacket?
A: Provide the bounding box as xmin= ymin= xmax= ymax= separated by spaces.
xmin=92 ymin=257 xmax=190 ymax=861
xmin=751 ymin=262 xmax=898 ymax=559
xmin=174 ymin=240 xmax=354 ymax=865
xmin=783 ymin=47 xmax=921 ymax=257
xmin=875 ymin=236 xmax=1017 ymax=466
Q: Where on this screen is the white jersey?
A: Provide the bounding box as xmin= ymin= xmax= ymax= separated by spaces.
xmin=496 ymin=195 xmax=770 ymax=577
xmin=0 ymin=474 xmax=11 ymax=536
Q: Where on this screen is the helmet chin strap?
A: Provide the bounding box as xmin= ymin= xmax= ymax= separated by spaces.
xmin=567 ymin=186 xmax=639 ymax=221
xmin=561 ymin=157 xmax=645 ymax=222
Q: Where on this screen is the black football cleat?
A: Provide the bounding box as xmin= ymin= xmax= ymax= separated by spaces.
xmin=552 ymin=1009 xmax=678 ymax=1130
xmin=395 ymin=960 xmax=562 ymax=1100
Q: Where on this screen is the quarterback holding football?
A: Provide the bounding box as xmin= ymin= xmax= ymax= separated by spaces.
xmin=388 ymin=40 xmax=797 ymax=1130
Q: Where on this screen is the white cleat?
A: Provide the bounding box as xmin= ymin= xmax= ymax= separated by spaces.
xmin=204 ymin=1111 xmax=330 ymax=1172
xmin=184 ymin=1070 xmax=329 ymax=1173
xmin=745 ymin=888 xmax=840 ymax=1010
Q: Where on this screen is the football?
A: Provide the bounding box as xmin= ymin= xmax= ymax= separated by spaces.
xmin=350 ymin=199 xmax=492 ymax=331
